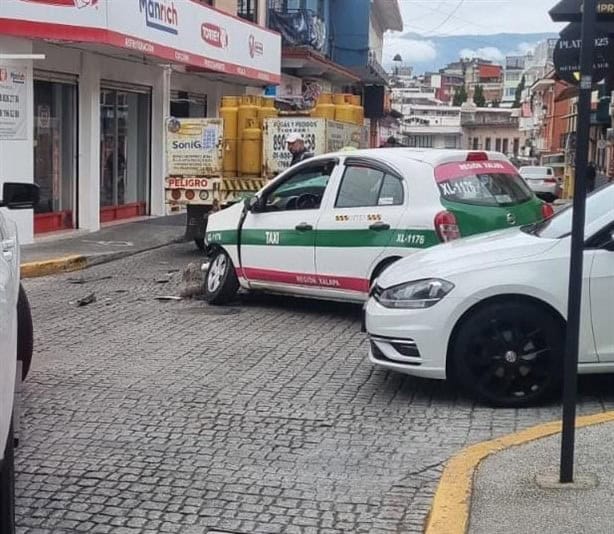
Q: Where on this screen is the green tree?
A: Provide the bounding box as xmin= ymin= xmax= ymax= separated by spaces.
xmin=473 ymin=85 xmax=486 ymax=107
xmin=513 ymin=75 xmax=526 ymax=108
xmin=453 ymin=85 xmax=468 ymax=106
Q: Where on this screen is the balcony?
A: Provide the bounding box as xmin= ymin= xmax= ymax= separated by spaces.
xmin=267 ymin=6 xmax=326 ymax=53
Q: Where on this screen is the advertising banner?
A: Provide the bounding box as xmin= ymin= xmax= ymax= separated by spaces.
xmin=165 ymin=118 xmax=223 ymax=179
xmin=0 ymin=65 xmax=28 ymax=140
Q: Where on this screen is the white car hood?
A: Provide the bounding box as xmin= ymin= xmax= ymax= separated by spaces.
xmin=378 ymin=228 xmax=560 ymax=288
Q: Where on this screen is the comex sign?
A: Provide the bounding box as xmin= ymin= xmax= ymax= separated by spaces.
xmin=139 ymin=0 xmax=179 ymax=35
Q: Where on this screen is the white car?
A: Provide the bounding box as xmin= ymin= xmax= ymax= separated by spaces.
xmin=518 ymin=166 xmax=560 ymax=202
xmin=365 ymin=183 xmax=614 ymax=407
xmin=204 ymin=149 xmax=549 ymax=305
xmin=0 ymin=182 xmax=37 ymax=533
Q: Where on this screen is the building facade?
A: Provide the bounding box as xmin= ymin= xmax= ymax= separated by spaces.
xmin=401 ymin=105 xmax=462 ymax=149
xmin=0 ymin=0 xmax=280 ymax=243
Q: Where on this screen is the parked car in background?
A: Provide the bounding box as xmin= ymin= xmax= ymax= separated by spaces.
xmin=365 ymin=183 xmax=614 ymax=408
xmin=0 ymin=182 xmax=38 ymax=534
xmin=204 ymin=148 xmax=552 ymax=305
xmin=518 ymin=166 xmax=560 ymax=202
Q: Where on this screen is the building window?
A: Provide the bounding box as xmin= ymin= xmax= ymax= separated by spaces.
xmin=472 ymin=137 xmax=479 ymax=150
xmin=484 ymin=137 xmax=491 ymax=150
xmin=495 ymin=138 xmax=502 ymax=152
xmin=513 ymin=138 xmax=520 ymax=156
xmin=408 ymin=135 xmax=433 ymax=148
xmin=502 ymin=139 xmax=509 ymax=154
xmin=238 ymin=0 xmax=258 ymax=22
xmin=444 ymin=136 xmax=457 ymax=149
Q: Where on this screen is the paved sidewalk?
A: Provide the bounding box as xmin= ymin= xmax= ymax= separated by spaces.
xmin=21 ymin=214 xmax=188 ymax=272
xmin=469 ymin=421 xmax=614 ymax=534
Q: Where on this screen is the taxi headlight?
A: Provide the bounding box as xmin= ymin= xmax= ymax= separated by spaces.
xmin=375 ymin=279 xmax=454 ymax=309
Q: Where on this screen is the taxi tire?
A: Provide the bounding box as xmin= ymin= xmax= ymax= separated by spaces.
xmin=0 ymin=422 xmax=16 ymax=534
xmin=17 ymin=285 xmax=33 ymax=381
xmin=204 ymin=250 xmax=239 ymax=305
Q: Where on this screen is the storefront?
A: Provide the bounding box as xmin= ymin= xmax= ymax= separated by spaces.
xmin=0 ymin=0 xmax=281 ymax=243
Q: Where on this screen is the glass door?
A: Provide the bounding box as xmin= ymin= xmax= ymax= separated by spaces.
xmin=100 ymin=88 xmax=151 ymax=222
xmin=33 ymin=80 xmax=77 ymax=233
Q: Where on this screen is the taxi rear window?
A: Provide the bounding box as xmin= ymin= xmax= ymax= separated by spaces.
xmin=434 ymin=160 xmax=533 ymax=207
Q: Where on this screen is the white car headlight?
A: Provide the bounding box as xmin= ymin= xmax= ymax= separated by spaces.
xmin=375 ymin=279 xmax=454 ymax=309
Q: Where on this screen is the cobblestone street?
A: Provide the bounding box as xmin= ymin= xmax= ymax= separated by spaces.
xmin=16 ymin=243 xmax=614 ymax=534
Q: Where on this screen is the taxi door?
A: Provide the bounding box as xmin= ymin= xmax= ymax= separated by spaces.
xmin=239 ymin=159 xmax=340 ymax=293
xmin=314 ymin=158 xmax=407 ymax=300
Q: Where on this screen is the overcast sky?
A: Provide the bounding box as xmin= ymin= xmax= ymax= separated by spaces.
xmin=384 ymin=0 xmax=566 ymax=68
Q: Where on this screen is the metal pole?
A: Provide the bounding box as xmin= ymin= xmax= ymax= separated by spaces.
xmin=559 ymin=0 xmax=597 ymax=484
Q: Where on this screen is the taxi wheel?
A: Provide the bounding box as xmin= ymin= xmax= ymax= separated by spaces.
xmin=17 ymin=285 xmax=33 ymax=381
xmin=452 ymin=301 xmax=563 ymax=408
xmin=204 ymin=250 xmax=239 ymax=305
xmin=0 ymin=422 xmax=15 ymax=534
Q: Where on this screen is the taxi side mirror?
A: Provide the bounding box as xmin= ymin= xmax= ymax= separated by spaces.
xmin=0 ymin=182 xmax=39 ymax=210
xmin=245 ymin=196 xmax=262 ymax=213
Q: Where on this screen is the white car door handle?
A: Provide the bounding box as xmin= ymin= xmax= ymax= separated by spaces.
xmin=1 ymin=238 xmax=15 ymax=262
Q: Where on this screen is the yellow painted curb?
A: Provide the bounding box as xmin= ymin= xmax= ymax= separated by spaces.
xmin=425 ymin=410 xmax=614 ymax=534
xmin=20 ymin=255 xmax=87 ymax=279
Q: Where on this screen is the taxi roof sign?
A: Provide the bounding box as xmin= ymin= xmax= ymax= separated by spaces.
xmin=550 ymin=0 xmax=614 ymax=22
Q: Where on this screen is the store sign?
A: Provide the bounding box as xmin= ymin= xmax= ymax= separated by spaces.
xmin=550 ymin=0 xmax=614 ymax=22
xmin=165 ymin=118 xmax=223 ymax=177
xmin=553 ymin=23 xmax=613 ymax=85
xmin=0 ymin=0 xmax=281 ymax=83
xmin=0 ymin=65 xmax=28 ymax=140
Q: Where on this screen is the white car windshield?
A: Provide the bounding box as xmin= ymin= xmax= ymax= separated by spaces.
xmin=524 ymin=184 xmax=614 ymax=239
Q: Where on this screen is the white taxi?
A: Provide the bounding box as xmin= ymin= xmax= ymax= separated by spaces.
xmin=1 ymin=182 xmax=37 ymax=533
xmin=204 ymin=148 xmax=550 ymax=305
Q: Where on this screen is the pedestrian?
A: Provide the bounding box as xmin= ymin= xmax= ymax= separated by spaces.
xmin=586 ymin=162 xmax=596 ymax=193
xmin=286 ymin=133 xmax=313 ymax=166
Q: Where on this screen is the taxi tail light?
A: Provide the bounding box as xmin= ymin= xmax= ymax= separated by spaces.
xmin=541 ymin=203 xmax=554 ymax=219
xmin=466 ymin=151 xmax=488 ymax=162
xmin=435 ymin=211 xmax=461 ymax=242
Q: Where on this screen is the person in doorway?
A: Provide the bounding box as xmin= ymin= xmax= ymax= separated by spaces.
xmin=586 ymin=162 xmax=597 ymax=193
xmin=287 ymin=133 xmax=313 ymax=166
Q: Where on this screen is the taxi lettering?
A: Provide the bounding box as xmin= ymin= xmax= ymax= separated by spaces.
xmin=265 ymin=231 xmax=280 ymax=245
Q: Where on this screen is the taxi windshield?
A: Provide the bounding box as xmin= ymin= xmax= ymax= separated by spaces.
xmin=435 ymin=160 xmax=533 ymax=207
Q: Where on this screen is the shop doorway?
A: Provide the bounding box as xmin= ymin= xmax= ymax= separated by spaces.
xmin=100 ymin=87 xmax=151 ymax=222
xmin=33 ymin=77 xmax=77 ymax=233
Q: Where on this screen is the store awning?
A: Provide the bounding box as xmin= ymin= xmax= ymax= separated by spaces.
xmin=281 ymin=47 xmax=360 ymax=85
xmin=0 ymin=0 xmax=281 ymax=85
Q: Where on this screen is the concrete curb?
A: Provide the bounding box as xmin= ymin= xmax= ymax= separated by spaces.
xmin=21 ymin=255 xmax=87 ymax=279
xmin=21 ymin=237 xmax=185 ymax=279
xmin=424 ymin=410 xmax=614 ymax=534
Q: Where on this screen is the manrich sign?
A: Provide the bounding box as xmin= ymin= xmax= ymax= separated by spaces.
xmin=553 ymin=22 xmax=613 ymax=84
xmin=550 ymin=0 xmax=614 ymax=22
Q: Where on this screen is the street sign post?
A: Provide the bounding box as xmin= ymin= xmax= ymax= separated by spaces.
xmin=551 ymin=0 xmax=597 ymax=485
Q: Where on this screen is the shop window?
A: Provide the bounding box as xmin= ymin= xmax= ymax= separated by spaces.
xmin=238 ymin=0 xmax=258 ymax=22
xmin=33 ymin=80 xmax=77 ymax=234
xmin=100 ymin=88 xmax=151 ymax=222
xmin=170 ymin=91 xmax=207 ymax=118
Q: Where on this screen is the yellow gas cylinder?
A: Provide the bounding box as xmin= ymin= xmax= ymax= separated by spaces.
xmin=311 ymin=93 xmax=336 ymax=119
xmin=240 ymin=118 xmax=262 ymax=175
xmin=220 ymin=96 xmax=239 ymax=174
xmin=238 ymin=95 xmax=259 ymax=139
xmin=257 ymin=98 xmax=278 ymax=127
xmin=348 ymin=94 xmax=363 ymax=125
xmin=334 ymin=93 xmax=354 ymax=124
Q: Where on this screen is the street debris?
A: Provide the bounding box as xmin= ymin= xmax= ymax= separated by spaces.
xmin=67 ymin=275 xmax=112 ymax=284
xmin=74 ymin=293 xmax=96 ymax=307
xmin=179 ymin=262 xmax=205 ymax=298
xmin=154 ymin=295 xmax=183 ymax=301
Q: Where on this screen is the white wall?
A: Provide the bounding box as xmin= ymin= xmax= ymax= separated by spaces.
xmin=0 ymin=36 xmax=34 ymax=244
